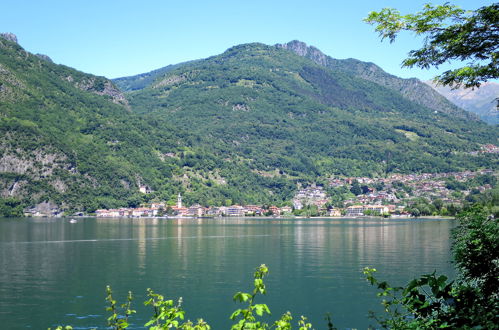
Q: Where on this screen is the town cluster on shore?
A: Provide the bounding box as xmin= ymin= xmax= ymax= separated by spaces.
xmin=95 ymin=169 xmax=496 ymax=218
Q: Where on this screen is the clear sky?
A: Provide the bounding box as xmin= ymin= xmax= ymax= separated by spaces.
xmin=1 ymin=0 xmax=493 ymax=79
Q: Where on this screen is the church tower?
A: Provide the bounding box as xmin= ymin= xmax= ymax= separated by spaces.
xmin=177 ymin=193 xmax=182 ymax=208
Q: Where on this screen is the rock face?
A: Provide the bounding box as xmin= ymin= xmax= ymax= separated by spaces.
xmin=36 ymin=53 xmax=53 ymax=63
xmin=0 ymin=33 xmax=18 ymax=43
xmin=69 ymin=76 xmax=129 ymax=107
xmin=24 ymin=201 xmax=62 ymax=217
xmin=276 ymin=40 xmax=477 ymax=121
xmin=277 ymin=40 xmax=328 ymax=66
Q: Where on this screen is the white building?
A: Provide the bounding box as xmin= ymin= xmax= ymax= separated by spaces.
xmin=345 ymin=205 xmax=389 ymax=216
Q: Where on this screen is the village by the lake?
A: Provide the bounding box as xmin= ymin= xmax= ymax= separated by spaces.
xmin=36 ymin=167 xmax=496 ymax=219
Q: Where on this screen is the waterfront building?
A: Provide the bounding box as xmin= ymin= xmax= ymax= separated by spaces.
xmin=269 ymin=206 xmax=280 ymax=215
xmin=151 ymin=202 xmax=165 ymax=209
xmin=188 ymin=204 xmax=205 ymax=217
xmin=172 ymin=206 xmax=189 ymax=216
xmin=226 ymin=205 xmax=245 ymax=217
xmin=244 ymin=205 xmax=264 ymax=215
xmin=329 ymin=208 xmax=342 ymax=217
xmin=206 ymin=207 xmax=222 ymax=216
xmin=345 ymin=205 xmax=389 ymax=216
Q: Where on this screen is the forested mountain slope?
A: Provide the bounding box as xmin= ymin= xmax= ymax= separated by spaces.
xmin=122 ymin=42 xmax=497 ymax=180
xmin=1 ymin=36 xmax=497 ymax=214
xmin=277 ymin=40 xmax=478 ymax=121
xmin=0 ymin=35 xmax=191 ymax=213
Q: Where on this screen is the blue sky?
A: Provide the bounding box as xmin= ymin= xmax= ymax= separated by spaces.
xmin=1 ymin=0 xmax=493 ymax=79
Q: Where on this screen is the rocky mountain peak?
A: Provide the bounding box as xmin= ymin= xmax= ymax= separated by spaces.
xmin=276 ymin=40 xmax=309 ymax=56
xmin=276 ymin=40 xmax=328 ymax=66
xmin=0 ymin=33 xmax=18 ymax=44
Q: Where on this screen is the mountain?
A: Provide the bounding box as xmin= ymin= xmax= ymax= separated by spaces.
xmin=120 ymin=42 xmax=497 ymax=185
xmin=276 ymin=40 xmax=478 ymax=121
xmin=426 ymin=81 xmax=499 ymax=125
xmin=114 ymin=60 xmax=198 ymax=92
xmin=1 ymin=36 xmax=497 ymax=214
xmin=0 ymin=34 xmax=191 ymax=214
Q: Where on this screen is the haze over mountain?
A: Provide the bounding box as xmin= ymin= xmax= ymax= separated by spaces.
xmin=1 ymin=35 xmax=497 ymax=213
xmin=426 ymin=81 xmax=499 ymax=125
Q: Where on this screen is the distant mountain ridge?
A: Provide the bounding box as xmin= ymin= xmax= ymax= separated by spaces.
xmin=426 ymin=81 xmax=499 ymax=125
xmin=114 ymin=60 xmax=199 ymax=91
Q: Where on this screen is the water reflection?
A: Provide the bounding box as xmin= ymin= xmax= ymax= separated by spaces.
xmin=0 ymin=217 xmax=455 ymax=329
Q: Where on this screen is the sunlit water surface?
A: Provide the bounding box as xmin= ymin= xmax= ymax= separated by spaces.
xmin=0 ymin=217 xmax=455 ymax=329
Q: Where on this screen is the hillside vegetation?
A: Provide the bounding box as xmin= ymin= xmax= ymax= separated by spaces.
xmin=121 ymin=42 xmax=497 ymax=190
xmin=1 ymin=36 xmax=497 ymax=213
xmin=0 ymin=37 xmax=190 ymax=213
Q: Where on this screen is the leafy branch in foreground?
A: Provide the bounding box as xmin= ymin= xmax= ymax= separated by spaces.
xmin=364 ymin=205 xmax=499 ymax=328
xmin=229 ymin=264 xmax=314 ymax=330
xmin=50 ymin=264 xmax=322 ymax=329
xmin=365 ymin=3 xmax=499 ymax=89
xmin=230 ymin=264 xmax=271 ymax=329
xmin=106 ymin=285 xmax=136 ymax=329
xmin=364 ymin=267 xmax=455 ymax=329
xmin=144 ymin=288 xmax=210 ymax=329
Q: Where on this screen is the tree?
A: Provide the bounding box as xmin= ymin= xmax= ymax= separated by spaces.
xmin=0 ymin=197 xmax=24 ymax=217
xmin=350 ymin=180 xmax=362 ymax=196
xmin=452 ymin=205 xmax=499 ymax=297
xmin=365 ymin=3 xmax=499 ymax=89
xmin=365 ymin=205 xmax=499 ymax=328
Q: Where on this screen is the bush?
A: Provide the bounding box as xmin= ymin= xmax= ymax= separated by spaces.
xmin=365 ymin=205 xmax=498 ymax=328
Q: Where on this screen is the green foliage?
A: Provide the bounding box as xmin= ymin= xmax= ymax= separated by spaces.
xmin=349 ymin=180 xmax=362 ymax=196
xmin=363 ymin=210 xmax=381 ymax=217
xmin=125 ymin=41 xmax=497 ymax=185
xmin=1 ymin=34 xmax=498 ymax=212
xmin=365 ymin=3 xmax=499 ymax=89
xmin=144 ymin=289 xmax=188 ymax=329
xmin=452 ymin=205 xmax=499 ymax=296
xmin=292 ymin=204 xmax=319 ymax=217
xmin=106 ymin=285 xmax=136 ymax=329
xmin=365 ymin=205 xmax=499 ymax=328
xmin=0 ymin=197 xmax=24 ymax=217
xmin=444 ymin=177 xmax=468 ymax=191
xmin=364 ymin=267 xmax=456 ymax=329
xmin=230 ymin=264 xmax=271 ymax=329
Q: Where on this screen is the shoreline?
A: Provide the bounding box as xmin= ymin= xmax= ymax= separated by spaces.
xmin=21 ymin=214 xmax=456 ymax=220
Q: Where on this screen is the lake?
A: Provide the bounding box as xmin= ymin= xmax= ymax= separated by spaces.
xmin=0 ymin=217 xmax=455 ymax=329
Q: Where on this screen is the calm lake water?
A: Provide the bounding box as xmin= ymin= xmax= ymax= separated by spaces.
xmin=0 ymin=217 xmax=456 ymax=329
